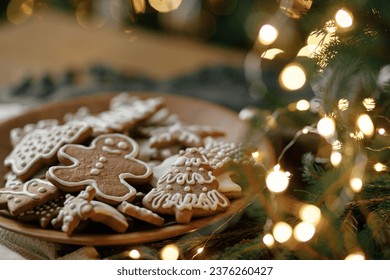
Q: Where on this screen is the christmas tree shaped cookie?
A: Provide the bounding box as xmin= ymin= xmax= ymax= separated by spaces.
xmin=142 ymin=147 xmax=230 ymax=223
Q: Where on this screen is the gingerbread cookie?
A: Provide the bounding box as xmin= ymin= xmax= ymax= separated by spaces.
xmin=18 ymin=196 xmax=65 ymax=228
xmin=52 ymin=186 xmax=128 ymax=236
xmin=10 ymin=119 xmax=59 ymax=147
xmin=139 ymin=122 xmax=225 ymax=149
xmin=47 ymin=133 xmax=153 ymax=205
xmin=4 ymin=122 xmax=92 ymax=180
xmin=65 ymin=95 xmax=164 ymax=136
xmin=142 ymin=148 xmax=230 ymax=224
xmin=0 ymin=178 xmax=60 ymax=215
xmin=118 ymin=201 xmax=164 ymax=226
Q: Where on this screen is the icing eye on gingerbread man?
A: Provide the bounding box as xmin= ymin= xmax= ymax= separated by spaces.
xmin=46 ymin=134 xmax=152 ymax=205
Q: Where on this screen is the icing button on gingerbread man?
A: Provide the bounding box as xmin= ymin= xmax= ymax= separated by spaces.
xmin=47 ymin=134 xmax=153 ymax=205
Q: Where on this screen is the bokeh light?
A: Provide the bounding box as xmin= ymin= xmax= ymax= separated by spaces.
xmin=378 ymin=128 xmax=386 ymax=135
xmin=317 ymin=116 xmax=336 ymax=138
xmin=299 ymin=204 xmax=321 ymax=226
xmin=338 ymin=98 xmax=349 ymax=111
xmin=149 ymin=0 xmax=182 ymax=13
xmin=258 ymin=24 xmax=278 ymax=45
xmin=263 ymin=233 xmax=275 ymax=247
xmin=261 ymin=48 xmax=285 ymax=60
xmin=373 ymin=162 xmax=387 ymax=172
xmin=296 ymin=99 xmax=311 ymax=111
xmin=345 ymin=251 xmax=365 ymax=260
xmin=349 ymin=177 xmax=363 ymax=193
xmin=330 ymin=151 xmax=342 ymax=167
xmin=293 ymin=222 xmax=316 ymax=242
xmin=128 ymin=249 xmax=141 ymax=259
xmin=357 ymin=114 xmax=374 ymax=137
xmin=160 ymin=244 xmax=180 ymax=260
xmin=266 ymin=165 xmax=290 ymax=193
xmin=6 ymin=0 xmax=34 ymax=25
xmin=273 ymin=222 xmax=292 ymax=243
xmin=335 ymin=8 xmax=353 ymax=28
xmin=279 ymin=63 xmax=306 ymax=91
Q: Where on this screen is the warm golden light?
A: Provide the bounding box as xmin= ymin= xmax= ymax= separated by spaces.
xmin=273 ymin=222 xmax=292 ymax=243
xmin=76 ymin=1 xmax=107 ymax=29
xmin=132 ymin=0 xmax=147 ymax=14
xmin=350 ymin=177 xmax=363 ymax=193
xmin=299 ymin=204 xmax=321 ymax=225
xmin=293 ymin=222 xmax=316 ymax=242
xmin=251 ymin=151 xmax=264 ymax=162
xmin=263 ymin=233 xmax=275 ymax=247
xmin=6 ymin=0 xmax=34 ymax=25
xmin=338 ymin=98 xmax=349 ymax=111
xmin=197 ymin=247 xmax=204 ymax=254
xmin=128 ymin=249 xmax=141 ymax=259
xmin=266 ymin=165 xmax=290 ymax=193
xmin=362 ymin=98 xmax=376 ymax=111
xmin=258 ymin=24 xmax=278 ymax=45
xmin=296 ymin=99 xmax=311 ymax=111
xmin=374 ymin=162 xmax=387 ymax=172
xmin=335 ymin=8 xmax=353 ymax=28
xmin=330 ymin=151 xmax=342 ymax=167
xmin=279 ymin=63 xmax=306 ymax=91
xmin=345 ymin=251 xmax=365 ymax=260
xmin=160 ymin=244 xmax=180 ymax=260
xmin=261 ymin=48 xmax=285 ymax=60
xmin=149 ymin=0 xmax=182 ymax=13
xmin=378 ymin=128 xmax=386 ymax=135
xmin=357 ymin=114 xmax=375 ymax=137
xmin=317 ymin=117 xmax=336 ymax=138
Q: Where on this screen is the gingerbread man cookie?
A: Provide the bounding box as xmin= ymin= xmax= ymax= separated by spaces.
xmin=142 ymin=148 xmax=230 ymax=224
xmin=0 ymin=178 xmax=60 ymax=215
xmin=47 ymin=133 xmax=153 ymax=205
xmin=4 ymin=122 xmax=92 ymax=180
xmin=52 ymin=186 xmax=128 ymax=236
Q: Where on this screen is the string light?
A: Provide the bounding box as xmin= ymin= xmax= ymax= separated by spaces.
xmin=317 ymin=116 xmax=336 ymax=138
xmin=160 ymin=244 xmax=180 ymax=260
xmin=296 ymin=99 xmax=311 ymax=111
xmin=378 ymin=128 xmax=386 ymax=135
xmin=373 ymin=162 xmax=387 ymax=172
xmin=279 ymin=63 xmax=307 ymax=91
xmin=338 ymin=98 xmax=349 ymax=111
xmin=362 ymin=98 xmax=376 ymax=111
xmin=349 ymin=177 xmax=363 ymax=193
xmin=258 ymin=24 xmax=278 ymax=45
xmin=128 ymin=249 xmax=141 ymax=259
xmin=262 ymin=233 xmax=275 ymax=247
xmin=335 ymin=8 xmax=353 ymax=28
xmin=345 ymin=251 xmax=365 ymax=260
xmin=293 ymin=222 xmax=316 ymax=242
xmin=272 ymin=222 xmax=292 ymax=243
xmin=251 ymin=151 xmax=264 ymax=162
xmin=330 ymin=151 xmax=342 ymax=167
xmin=356 ymin=114 xmax=375 ymax=137
xmin=299 ymin=204 xmax=322 ymax=226
xmin=266 ymin=165 xmax=290 ymax=193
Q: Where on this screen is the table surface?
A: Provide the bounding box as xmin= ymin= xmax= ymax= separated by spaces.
xmin=0 ymin=10 xmax=245 ymax=85
xmin=0 ymin=9 xmax=247 ymax=260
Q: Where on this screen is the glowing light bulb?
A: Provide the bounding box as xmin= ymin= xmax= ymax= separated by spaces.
xmin=345 ymin=251 xmax=365 ymax=260
xmin=296 ymin=99 xmax=311 ymax=111
xmin=374 ymin=162 xmax=387 ymax=172
xmin=160 ymin=244 xmax=180 ymax=260
xmin=197 ymin=247 xmax=204 ymax=254
xmin=273 ymin=222 xmax=292 ymax=243
xmin=258 ymin=24 xmax=278 ymax=45
xmin=293 ymin=222 xmax=315 ymax=242
xmin=362 ymin=98 xmax=376 ymax=111
xmin=335 ymin=8 xmax=353 ymax=28
xmin=279 ymin=63 xmax=306 ymax=91
xmin=299 ymin=204 xmax=321 ymax=225
xmin=357 ymin=114 xmax=374 ymax=137
xmin=128 ymin=249 xmax=141 ymax=259
xmin=378 ymin=128 xmax=386 ymax=135
xmin=317 ymin=117 xmax=336 ymax=138
xmin=266 ymin=165 xmax=290 ymax=193
xmin=350 ymin=177 xmax=363 ymax=193
xmin=338 ymin=98 xmax=349 ymax=111
xmin=149 ymin=0 xmax=182 ymax=13
xmin=263 ymin=233 xmax=275 ymax=247
xmin=330 ymin=151 xmax=342 ymax=167
xmin=252 ymin=151 xmax=264 ymax=162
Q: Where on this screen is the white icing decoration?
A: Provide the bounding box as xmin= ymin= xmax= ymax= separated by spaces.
xmin=95 ymin=162 xmax=104 ymax=169
xmin=158 ymin=170 xmax=215 ymax=186
xmin=144 ymin=189 xmax=229 ymax=211
xmin=184 ymin=186 xmax=191 ymax=192
xmin=90 ymin=168 xmax=100 ymax=175
xmin=104 ymin=138 xmax=115 ymax=145
xmin=99 ymin=157 xmax=107 ymax=162
xmin=117 ymin=142 xmax=128 ymax=149
xmin=0 ymin=179 xmax=52 ymax=199
xmin=102 ymin=146 xmax=122 ymax=154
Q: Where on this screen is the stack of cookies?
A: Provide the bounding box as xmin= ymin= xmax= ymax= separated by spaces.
xmin=0 ymin=93 xmax=255 ymax=236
